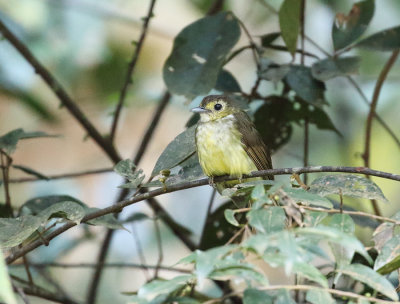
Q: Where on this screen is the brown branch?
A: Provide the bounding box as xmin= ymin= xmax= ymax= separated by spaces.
xmin=362 ymin=50 xmax=399 ymax=216
xmin=9 ymin=167 xmax=113 ymax=183
xmin=87 ymin=91 xmax=171 ymax=303
xmin=347 ymin=76 xmax=400 ymax=149
xmin=6 ymin=165 xmax=400 ymax=265
xmin=153 ymin=218 xmax=163 ymax=278
xmin=0 ymin=18 xmax=121 ymax=164
xmin=109 ymin=0 xmax=157 ymax=142
xmin=0 ymin=150 xmax=12 ymax=207
xmin=11 ymin=262 xmax=190 ymax=273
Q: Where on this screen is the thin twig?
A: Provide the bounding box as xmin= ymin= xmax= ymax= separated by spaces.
xmin=131 ymin=223 xmax=151 ymax=281
xmin=109 ymin=0 xmax=157 ymax=142
xmin=0 ymin=18 xmax=121 ymax=163
xmin=6 ymin=165 xmax=400 ymax=265
xmin=153 ymin=218 xmax=163 ymax=279
xmin=9 ymin=167 xmax=113 ymax=183
xmin=347 ymin=76 xmax=400 ymax=148
xmin=22 ymin=255 xmax=33 ymax=286
xmin=362 ymin=50 xmax=399 ymax=216
xmin=236 ymin=18 xmax=260 ymax=67
xmin=133 ymin=91 xmax=170 ymax=165
xmin=199 ymin=188 xmax=217 ymax=247
xmin=0 ymin=150 xmax=12 ymax=207
xmin=203 ymin=284 xmax=396 ymax=304
xmin=87 ymin=91 xmax=171 ymax=303
xmin=14 ymin=285 xmax=31 ymax=304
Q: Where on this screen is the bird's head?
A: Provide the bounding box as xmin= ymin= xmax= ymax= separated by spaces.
xmin=191 ymin=95 xmax=238 ymax=122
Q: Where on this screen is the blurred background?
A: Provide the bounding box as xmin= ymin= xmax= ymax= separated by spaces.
xmin=1 ymin=0 xmax=400 ymax=303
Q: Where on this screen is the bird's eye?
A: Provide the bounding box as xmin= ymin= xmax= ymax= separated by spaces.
xmin=214 ymin=103 xmax=222 ymax=111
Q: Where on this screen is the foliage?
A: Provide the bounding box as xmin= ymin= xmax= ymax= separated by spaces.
xmin=1 ymin=0 xmax=400 ymax=303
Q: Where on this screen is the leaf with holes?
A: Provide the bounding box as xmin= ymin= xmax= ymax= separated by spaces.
xmin=163 ymin=12 xmax=240 ymax=97
xmin=338 ymin=263 xmax=398 ymax=301
xmin=279 ymin=0 xmax=301 ymax=56
xmin=332 ymin=0 xmax=374 ymax=50
xmin=151 ymin=126 xmax=196 ymax=178
xmin=309 ymin=174 xmax=389 ymax=203
xmin=311 ymin=56 xmax=361 ymax=81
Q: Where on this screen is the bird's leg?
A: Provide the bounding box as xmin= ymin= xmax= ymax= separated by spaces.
xmin=208 ymin=176 xmax=217 ymax=188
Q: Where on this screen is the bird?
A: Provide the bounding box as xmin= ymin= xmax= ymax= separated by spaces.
xmin=192 ymin=95 xmax=273 ymax=193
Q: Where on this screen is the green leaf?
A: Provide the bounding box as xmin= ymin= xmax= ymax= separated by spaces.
xmin=137 ymin=275 xmax=194 ymax=301
xmin=309 ymin=174 xmax=389 ymax=203
xmin=151 ymin=126 xmax=196 ymax=177
xmin=0 ymin=250 xmax=17 ymax=304
xmin=306 ymin=289 xmax=335 ymax=304
xmin=1 ymin=200 xmax=86 ymax=248
xmin=338 ymin=263 xmax=398 ymax=301
xmin=243 ymin=288 xmax=273 ymax=304
xmin=163 ymin=12 xmax=240 ymax=97
xmin=0 ymin=215 xmax=42 ymax=248
xmin=38 ymin=201 xmax=86 ymax=224
xmin=303 ymin=211 xmax=328 ymax=227
xmin=296 ymin=226 xmax=372 ymax=263
xmin=275 ymin=289 xmax=295 ymax=304
xmin=332 ymin=0 xmax=375 ymax=50
xmin=199 ymin=201 xmax=240 ymax=250
xmin=311 ymin=56 xmax=361 ymax=81
xmin=292 ymin=262 xmax=329 ymax=287
xmin=258 ymin=59 xmax=290 ymax=84
xmin=224 ymin=209 xmax=240 ymax=227
xmin=279 ymin=0 xmax=301 ymax=56
xmin=210 ymin=265 xmax=268 ymax=285
xmin=195 ymin=245 xmax=237 ymax=281
xmin=12 ymin=164 xmax=49 ymax=180
xmin=114 ymin=159 xmax=145 ymax=189
xmin=0 ymin=128 xmax=56 ymax=154
xmin=356 ymin=25 xmax=400 ymax=51
xmin=285 ymin=66 xmax=326 ymax=106
xmin=86 ymin=208 xmax=126 ymax=230
xmin=260 ymin=32 xmax=281 ymax=47
xmin=20 ymin=195 xmax=85 ymax=215
xmin=329 ymin=214 xmax=356 ymax=266
xmin=247 ymin=207 xmax=286 ymax=234
xmin=215 ymin=69 xmax=241 ymax=93
xmin=284 ymin=187 xmax=333 ymax=208
xmin=375 ymin=234 xmax=400 ymax=274
xmin=124 ymin=212 xmax=150 ymax=223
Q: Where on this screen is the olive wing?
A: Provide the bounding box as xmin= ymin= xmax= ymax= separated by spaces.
xmin=233 ymin=111 xmax=273 ymax=180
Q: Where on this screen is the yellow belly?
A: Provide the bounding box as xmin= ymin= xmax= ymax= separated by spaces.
xmin=195 ymin=117 xmax=257 ymax=178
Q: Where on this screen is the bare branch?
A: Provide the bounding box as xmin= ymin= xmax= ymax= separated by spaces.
xmin=9 ymin=167 xmax=113 ymax=183
xmin=6 ymin=165 xmax=400 ymax=265
xmin=0 ymin=18 xmax=121 ymax=163
xmin=10 ymin=262 xmax=190 ymax=273
xmin=109 ymin=0 xmax=158 ymax=142
xmin=362 ymin=50 xmax=399 ymax=216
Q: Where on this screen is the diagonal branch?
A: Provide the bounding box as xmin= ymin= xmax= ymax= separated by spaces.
xmin=6 ymin=165 xmax=400 ymax=265
xmin=0 ymin=18 xmax=121 ymax=163
xmin=362 ymin=50 xmax=399 ymax=216
xmin=109 ymin=0 xmax=157 ymax=142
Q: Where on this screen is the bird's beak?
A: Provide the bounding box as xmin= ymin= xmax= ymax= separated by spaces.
xmin=191 ymin=107 xmax=209 ymax=113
